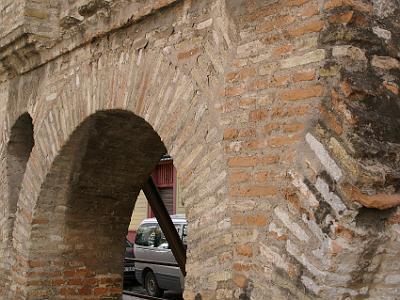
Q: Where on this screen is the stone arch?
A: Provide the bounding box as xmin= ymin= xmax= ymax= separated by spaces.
xmin=0 ymin=112 xmax=34 ymax=296
xmin=5 ymin=113 xmax=34 ymax=239
xmin=8 ymin=43 xmax=229 ymax=299
xmin=22 ymin=110 xmax=165 ymax=299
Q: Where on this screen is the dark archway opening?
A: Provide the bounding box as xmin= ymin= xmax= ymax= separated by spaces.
xmin=1 ymin=113 xmax=34 ymax=295
xmin=27 ymin=110 xmax=167 ymax=299
xmin=6 ymin=113 xmax=34 ymax=239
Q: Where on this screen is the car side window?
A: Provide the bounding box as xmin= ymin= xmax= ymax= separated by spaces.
xmin=156 ymin=224 xmax=185 ymax=249
xmin=157 ymin=226 xmax=169 ymax=249
xmin=135 ymin=223 xmax=161 ymax=247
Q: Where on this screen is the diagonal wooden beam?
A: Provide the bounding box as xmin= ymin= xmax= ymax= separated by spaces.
xmin=142 ymin=177 xmax=186 ymax=276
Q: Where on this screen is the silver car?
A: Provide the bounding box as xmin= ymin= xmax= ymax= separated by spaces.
xmin=134 ymin=215 xmax=187 ymax=297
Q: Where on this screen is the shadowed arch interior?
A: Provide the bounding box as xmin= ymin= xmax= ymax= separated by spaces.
xmin=26 ymin=110 xmax=166 ymax=299
xmin=6 ymin=113 xmax=34 ymax=239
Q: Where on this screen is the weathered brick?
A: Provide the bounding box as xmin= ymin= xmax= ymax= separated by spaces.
xmin=279 ymin=85 xmax=325 ymax=101
xmin=236 ymin=244 xmax=253 ymax=257
xmin=293 ymin=69 xmax=316 ymax=82
xmin=288 ymin=19 xmax=325 ymax=37
xmin=280 ymin=49 xmax=325 ymax=69
xmin=1 ymin=1 xmax=399 ymax=300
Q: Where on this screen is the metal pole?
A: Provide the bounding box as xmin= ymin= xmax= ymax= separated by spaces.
xmin=142 ymin=177 xmax=187 ymax=276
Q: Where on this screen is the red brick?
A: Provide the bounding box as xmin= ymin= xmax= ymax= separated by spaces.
xmin=299 ymin=3 xmax=319 ymax=17
xmin=63 ymin=270 xmax=76 ymax=277
xmin=177 ymin=48 xmax=200 ymax=60
xmin=320 ymin=106 xmax=343 ymax=135
xmin=94 ymin=287 xmax=108 ymax=296
xmin=236 ymin=244 xmax=253 ymax=257
xmin=233 ymin=274 xmax=248 ymax=288
xmin=233 ymin=263 xmax=252 ymax=272
xmin=329 ymin=10 xmax=354 ymax=24
xmin=225 ymin=85 xmax=246 ymax=97
xmin=67 ymin=278 xmax=83 ymax=285
xmin=249 ymin=108 xmax=269 ymax=122
xmin=239 ymin=98 xmax=256 ymax=108
xmin=223 ymin=128 xmax=239 ymax=140
xmin=246 ymin=215 xmax=268 ymax=226
xmin=229 ymin=172 xmax=251 ymax=184
xmin=273 ymin=44 xmax=293 ymax=57
xmin=383 ymin=81 xmax=399 ymax=95
xmin=259 ymin=155 xmax=280 ymax=165
xmin=238 ymin=128 xmax=256 ymax=138
xmin=244 ymin=139 xmax=267 ymax=150
xmin=78 ymin=287 xmax=92 ymax=296
xmin=228 ymin=156 xmax=258 ymax=168
xmin=230 ymin=185 xmax=278 ymax=197
xmin=268 ymin=134 xmax=301 ymax=147
xmin=282 ymin=123 xmax=305 ymax=133
xmin=279 ymin=85 xmax=325 ymax=101
xmin=257 ymin=15 xmax=295 ymax=33
xmin=255 ymin=171 xmax=269 ymax=183
xmin=288 ymin=19 xmax=325 ymax=37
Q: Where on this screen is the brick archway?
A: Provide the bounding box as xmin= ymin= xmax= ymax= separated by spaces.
xmin=23 ymin=110 xmax=166 ymax=299
xmin=6 ymin=36 xmax=228 ymax=299
xmin=0 ymin=112 xmax=34 ymax=295
xmin=2 ymin=0 xmax=399 ymax=299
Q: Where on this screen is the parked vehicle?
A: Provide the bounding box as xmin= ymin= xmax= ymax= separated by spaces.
xmin=134 ymin=215 xmax=187 ymax=297
xmin=123 ymin=238 xmax=136 ymax=284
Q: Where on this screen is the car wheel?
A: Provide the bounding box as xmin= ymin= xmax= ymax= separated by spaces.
xmin=144 ymin=271 xmax=164 ymax=297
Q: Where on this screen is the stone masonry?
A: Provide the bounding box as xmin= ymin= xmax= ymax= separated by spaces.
xmin=0 ymin=0 xmax=399 ymax=299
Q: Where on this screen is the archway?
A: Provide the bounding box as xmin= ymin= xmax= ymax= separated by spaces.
xmin=4 ymin=113 xmax=34 ymax=239
xmin=25 ymin=110 xmax=166 ymax=299
xmin=0 ymin=113 xmax=34 ymax=293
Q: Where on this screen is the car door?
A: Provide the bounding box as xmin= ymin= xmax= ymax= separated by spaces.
xmin=134 ymin=223 xmax=161 ymax=283
xmin=152 ymin=224 xmax=182 ymax=290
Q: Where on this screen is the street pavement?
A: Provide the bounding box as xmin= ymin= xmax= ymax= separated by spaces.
xmin=123 ymin=282 xmax=183 ymax=300
xmin=123 ymin=294 xmax=145 ymax=300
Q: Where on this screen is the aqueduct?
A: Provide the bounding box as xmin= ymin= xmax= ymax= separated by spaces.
xmin=0 ymin=0 xmax=399 ymax=299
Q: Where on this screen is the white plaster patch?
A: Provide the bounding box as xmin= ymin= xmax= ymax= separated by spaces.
xmin=196 ymin=18 xmax=213 ymax=30
xmin=385 ymin=274 xmax=400 ymax=285
xmin=301 ymin=276 xmax=321 ymax=295
xmin=280 ymin=49 xmax=325 ymax=69
xmin=259 ymin=243 xmax=289 ymax=271
xmin=332 ymin=45 xmax=367 ymax=61
xmin=46 ymin=93 xmax=57 ymax=101
xmin=286 ymin=240 xmax=325 ymax=278
xmin=237 ymin=40 xmax=264 ymax=57
xmin=306 ymin=133 xmax=343 ymax=181
xmin=136 ymin=48 xmax=143 ymax=66
xmin=372 ymin=26 xmax=392 ymax=41
xmin=50 ymin=235 xmax=62 ymax=241
xmin=275 ymin=207 xmax=309 ymax=242
xmin=228 ymin=141 xmax=242 ymax=152
xmin=302 ymin=214 xmax=325 ymax=242
xmin=289 ymin=170 xmax=319 ymax=208
xmin=268 ymin=222 xmax=286 ymax=238
xmin=315 ymin=177 xmax=347 ymax=215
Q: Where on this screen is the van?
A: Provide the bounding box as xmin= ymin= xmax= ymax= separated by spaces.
xmin=134 ymin=214 xmax=187 ymax=297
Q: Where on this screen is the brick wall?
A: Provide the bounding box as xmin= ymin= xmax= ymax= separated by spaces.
xmin=0 ymin=0 xmax=399 ymax=299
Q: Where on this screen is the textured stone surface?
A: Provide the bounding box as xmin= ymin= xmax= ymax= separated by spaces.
xmin=0 ymin=0 xmax=399 ymax=299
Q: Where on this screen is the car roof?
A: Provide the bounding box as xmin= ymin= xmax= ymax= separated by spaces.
xmin=140 ymin=214 xmax=187 ymax=225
